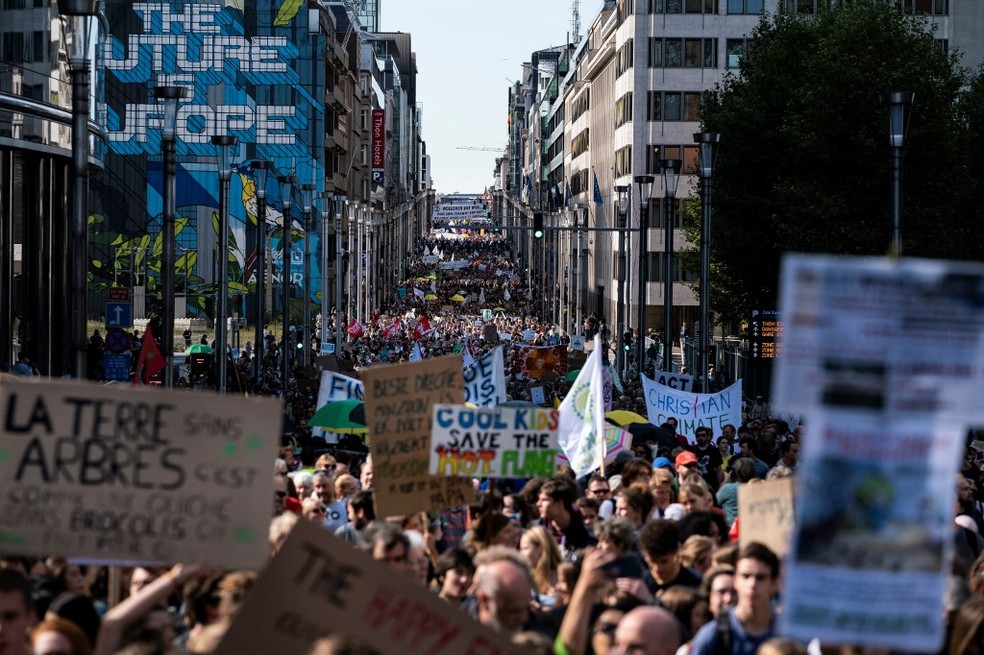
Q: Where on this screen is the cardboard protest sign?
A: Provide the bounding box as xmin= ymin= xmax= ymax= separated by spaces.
xmin=483 ymin=324 xmax=499 ymax=343
xmin=213 ymin=520 xmax=517 ymax=655
xmin=641 ymin=375 xmax=743 ymax=442
xmin=430 ymin=405 xmax=558 ymax=478
xmin=462 ymin=347 xmax=506 ymax=408
xmin=738 ymin=478 xmax=795 ymax=557
xmin=361 ymin=357 xmax=474 ymax=516
xmin=0 ymin=378 xmax=280 ymax=569
xmin=312 ymin=371 xmax=364 ymax=442
xmin=529 ymin=386 xmax=545 ymax=405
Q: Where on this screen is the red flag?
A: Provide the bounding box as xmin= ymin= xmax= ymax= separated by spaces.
xmin=134 ymin=325 xmax=166 ymax=385
xmin=413 ymin=315 xmax=432 ymax=341
xmin=383 ymin=317 xmax=402 ymax=339
xmin=347 ymin=319 xmax=364 ymax=338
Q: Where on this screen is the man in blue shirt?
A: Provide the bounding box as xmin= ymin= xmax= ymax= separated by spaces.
xmin=690 ymin=542 xmax=780 ymax=655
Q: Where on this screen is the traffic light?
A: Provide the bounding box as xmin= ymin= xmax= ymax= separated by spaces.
xmin=533 ymin=212 xmax=544 ymax=239
xmin=623 ymin=330 xmax=633 ymax=351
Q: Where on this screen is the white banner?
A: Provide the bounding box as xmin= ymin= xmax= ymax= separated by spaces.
xmin=653 ymin=371 xmax=694 ymax=392
xmin=313 ymin=371 xmax=364 ymax=442
xmin=641 ymin=375 xmax=743 ymax=441
xmin=462 ymin=347 xmax=506 ymax=407
xmin=429 ymin=405 xmax=558 ymax=478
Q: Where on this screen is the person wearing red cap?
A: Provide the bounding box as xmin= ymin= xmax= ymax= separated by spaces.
xmin=675 ymin=450 xmax=700 ymax=489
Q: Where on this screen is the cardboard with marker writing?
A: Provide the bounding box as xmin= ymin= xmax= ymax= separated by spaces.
xmin=213 ymin=520 xmax=518 ymax=655
xmin=738 ymin=477 xmax=796 ymax=557
xmin=0 ymin=378 xmax=280 ymax=569
xmin=361 ymin=357 xmax=474 ymax=516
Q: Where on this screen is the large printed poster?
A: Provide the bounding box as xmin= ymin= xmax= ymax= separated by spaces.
xmin=774 ymin=255 xmax=983 ymax=652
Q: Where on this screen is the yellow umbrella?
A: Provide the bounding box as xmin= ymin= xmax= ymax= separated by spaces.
xmin=424 ymin=294 xmax=438 ymax=301
xmin=451 ymin=294 xmax=465 ymax=302
xmin=605 ymin=410 xmax=650 ymax=426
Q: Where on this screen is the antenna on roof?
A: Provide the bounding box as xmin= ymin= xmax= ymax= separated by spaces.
xmin=571 ymin=0 xmax=581 ymax=44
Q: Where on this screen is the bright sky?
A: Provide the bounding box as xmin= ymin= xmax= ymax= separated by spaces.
xmin=382 ymin=0 xmax=605 ymax=196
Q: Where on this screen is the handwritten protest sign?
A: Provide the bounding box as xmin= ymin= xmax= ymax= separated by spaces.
xmin=0 ymin=378 xmax=279 ymax=569
xmin=312 ymin=371 xmax=364 ymax=442
xmin=462 ymin=347 xmax=506 ymax=408
xmin=361 ymin=357 xmax=473 ymax=516
xmin=653 ymin=371 xmax=694 ymax=392
xmin=430 ymin=405 xmax=558 ymax=479
xmin=214 ymin=520 xmax=517 ymax=655
xmin=641 ymin=376 xmax=743 ymax=442
xmin=738 ymin=478 xmax=795 ymax=557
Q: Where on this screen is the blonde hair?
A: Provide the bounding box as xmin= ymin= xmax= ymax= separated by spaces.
xmin=679 ymin=535 xmax=715 ymax=570
xmin=521 ymin=526 xmax=563 ymax=595
xmin=650 ymin=467 xmax=675 ymax=488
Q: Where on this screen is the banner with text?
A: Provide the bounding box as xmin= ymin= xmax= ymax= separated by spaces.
xmin=429 ymin=405 xmax=558 ymax=479
xmin=361 ymin=357 xmax=474 ymax=516
xmin=0 ymin=378 xmax=280 ymax=569
xmin=462 ymin=347 xmax=506 ymax=407
xmin=312 ymin=371 xmax=364 ymax=442
xmin=213 ymin=520 xmax=516 ymax=655
xmin=641 ymin=376 xmax=743 ymax=442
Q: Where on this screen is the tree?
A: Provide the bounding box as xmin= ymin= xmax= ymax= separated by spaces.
xmin=688 ymin=1 xmax=979 ymax=327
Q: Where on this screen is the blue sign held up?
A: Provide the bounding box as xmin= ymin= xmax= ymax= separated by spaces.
xmin=106 ymin=302 xmax=132 ymax=328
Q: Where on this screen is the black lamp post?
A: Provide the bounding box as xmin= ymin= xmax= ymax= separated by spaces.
xmin=319 ymin=192 xmax=334 ymax=351
xmin=614 ymin=184 xmax=629 ymax=378
xmin=251 ymin=160 xmax=272 ymax=387
xmin=881 ymin=92 xmax=915 ymax=256
xmin=297 ymin=183 xmax=316 ymax=367
xmin=277 ymin=174 xmax=294 ymax=390
xmin=59 ymin=0 xmax=100 ymax=379
xmin=633 ymin=174 xmax=654 ymax=376
xmin=335 ymin=195 xmax=346 ymax=355
xmin=660 ymin=159 xmax=681 ymax=373
xmin=694 ymin=132 xmax=720 ymax=392
xmin=154 ymin=84 xmax=187 ymax=388
xmin=211 ymin=135 xmax=237 ymax=393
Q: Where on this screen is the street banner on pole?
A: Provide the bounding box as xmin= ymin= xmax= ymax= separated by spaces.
xmin=0 ymin=378 xmax=280 ymax=569
xmin=361 ymin=357 xmax=474 ymax=516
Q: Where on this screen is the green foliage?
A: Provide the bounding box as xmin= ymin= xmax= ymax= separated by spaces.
xmin=696 ymin=1 xmax=981 ymax=326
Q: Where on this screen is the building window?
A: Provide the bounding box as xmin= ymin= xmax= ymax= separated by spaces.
xmin=32 ymin=31 xmax=44 ymax=63
xmin=728 ymin=0 xmax=764 ymax=14
xmin=571 ymin=89 xmax=590 ymax=121
xmin=647 ymin=92 xmax=701 ymax=122
xmin=726 ymin=39 xmax=749 ymax=68
xmin=650 ymin=0 xmax=716 ymax=13
xmin=934 ymin=39 xmax=948 ymax=55
xmin=572 ymin=128 xmax=590 ymax=158
xmin=615 ymin=145 xmax=633 ymax=178
xmin=651 ymin=38 xmax=718 ymax=68
xmin=660 ymin=145 xmax=701 ymax=174
xmin=3 ymin=32 xmax=26 ymax=64
xmin=616 ymin=38 xmax=634 ymax=79
xmin=896 ymin=0 xmax=948 ymax=14
xmin=615 ymin=92 xmax=633 ymax=129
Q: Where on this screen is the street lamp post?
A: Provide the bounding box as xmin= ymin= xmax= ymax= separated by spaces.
xmin=211 ymin=135 xmax=237 ymax=393
xmin=251 ymin=160 xmax=272 ymax=387
xmin=335 ymin=195 xmax=346 ymax=354
xmin=694 ymin=132 xmax=721 ymax=392
xmin=319 ymin=192 xmax=333 ymax=352
xmin=154 ymin=84 xmax=187 ymax=388
xmin=614 ymin=184 xmax=629 ymax=378
xmin=633 ymin=174 xmax=654 ymax=377
xmin=277 ymin=174 xmax=294 ymax=391
xmin=660 ymin=159 xmax=681 ymax=373
xmin=298 ymin=183 xmax=315 ymax=367
xmin=881 ymin=92 xmax=915 ymax=256
xmin=59 ymin=0 xmax=100 ymax=380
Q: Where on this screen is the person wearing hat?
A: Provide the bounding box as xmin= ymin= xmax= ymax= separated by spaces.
xmin=675 ymin=451 xmax=701 ymax=488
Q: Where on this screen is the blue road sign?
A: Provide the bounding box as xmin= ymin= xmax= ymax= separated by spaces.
xmin=106 ymin=302 xmax=133 ymax=328
xmin=103 ymin=352 xmax=133 ymax=381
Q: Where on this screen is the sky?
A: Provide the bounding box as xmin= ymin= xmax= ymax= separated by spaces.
xmin=382 ymin=0 xmax=605 ymax=196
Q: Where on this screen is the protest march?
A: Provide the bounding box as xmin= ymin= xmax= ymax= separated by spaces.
xmin=1 ymin=239 xmax=983 ymax=655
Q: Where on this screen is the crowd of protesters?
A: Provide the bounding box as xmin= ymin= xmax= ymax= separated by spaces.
xmin=4 ymin=230 xmax=983 ymax=655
